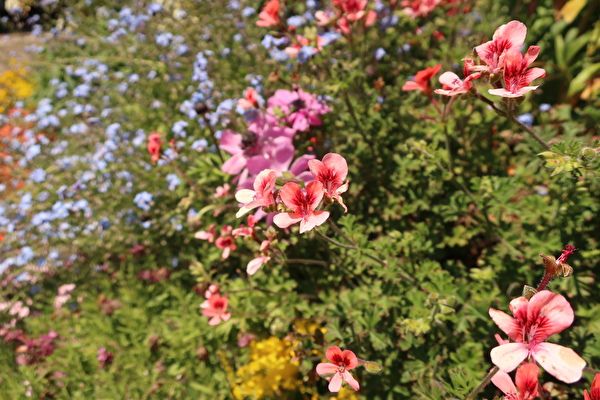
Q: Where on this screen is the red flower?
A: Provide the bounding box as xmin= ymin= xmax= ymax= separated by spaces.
xmin=491 ymin=362 xmax=540 ymax=400
xmin=257 ymin=0 xmax=280 ymax=28
xmin=316 ymin=346 xmax=360 ymax=392
xmin=402 ymin=64 xmax=442 ymax=97
xmin=147 ymin=132 xmax=162 ymax=163
xmin=584 ymin=373 xmax=600 ymax=400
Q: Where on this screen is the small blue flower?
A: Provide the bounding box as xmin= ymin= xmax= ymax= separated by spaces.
xmin=517 ymin=113 xmax=534 ymax=127
xmin=375 ymin=48 xmax=386 ymax=60
xmin=166 ymin=174 xmax=181 ymax=191
xmin=539 ymin=103 xmax=551 ymax=112
xmin=134 ymin=192 xmax=153 ymax=211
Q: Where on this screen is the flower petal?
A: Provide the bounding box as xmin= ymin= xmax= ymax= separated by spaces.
xmin=343 ymin=371 xmax=360 ymax=391
xmin=532 ymin=342 xmax=585 ymax=384
xmin=326 ymin=346 xmax=343 ymax=362
xmin=299 ymin=210 xmax=330 ymax=233
xmin=235 ymin=189 xmax=255 ymax=204
xmin=316 ymin=362 xmax=338 ymax=376
xmin=273 ymin=212 xmax=302 ymax=229
xmin=322 ymin=153 xmax=348 ymax=182
xmin=279 ymin=182 xmax=302 ymax=211
xmin=328 ymin=372 xmax=343 ymax=392
xmin=490 ymin=369 xmax=517 ymax=395
xmin=515 ymin=362 xmax=539 ymax=398
xmin=489 ymin=308 xmax=521 ymax=342
xmin=490 ymin=343 xmax=529 ymax=372
xmin=527 ymin=290 xmax=574 ymax=341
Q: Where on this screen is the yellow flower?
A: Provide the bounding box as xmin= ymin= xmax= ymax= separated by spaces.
xmin=233 ymin=337 xmax=301 ymax=399
xmin=0 ymin=67 xmax=34 ymax=112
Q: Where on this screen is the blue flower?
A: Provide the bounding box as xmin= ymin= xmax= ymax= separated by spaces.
xmin=375 ymin=48 xmax=386 ymax=60
xmin=166 ymin=174 xmax=181 ymax=191
xmin=30 ymin=168 xmax=47 ymax=183
xmin=517 ymin=113 xmax=534 ymax=127
xmin=134 ymin=192 xmax=153 ymax=211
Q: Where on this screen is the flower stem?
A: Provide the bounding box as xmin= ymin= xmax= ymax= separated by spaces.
xmin=465 ymin=366 xmax=499 ymax=400
xmin=201 ymin=115 xmax=225 ymax=163
xmin=474 ymin=93 xmax=550 ymax=150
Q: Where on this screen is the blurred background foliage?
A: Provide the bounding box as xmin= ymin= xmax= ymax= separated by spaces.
xmin=0 ymin=0 xmax=598 ymax=398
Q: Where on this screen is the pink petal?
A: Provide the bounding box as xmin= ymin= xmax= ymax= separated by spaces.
xmin=326 ymin=346 xmax=343 ymax=362
xmin=316 ymin=362 xmax=338 ymax=376
xmin=290 ymin=154 xmax=316 ymax=176
xmin=490 ymin=343 xmax=529 ymax=372
xmin=525 ymin=67 xmax=545 ymax=84
xmin=494 ymin=20 xmax=527 ymax=49
xmin=222 ymin=313 xmax=231 ymax=321
xmin=342 ymin=350 xmax=358 ymax=369
xmin=527 ymin=290 xmax=574 ymax=341
xmin=488 ymin=88 xmax=523 ymax=98
xmin=438 ymin=71 xmax=462 ymax=88
xmin=219 ymin=130 xmax=243 ymax=155
xmin=322 ymin=153 xmax=348 ymax=181
xmin=305 ymin=181 xmax=325 ymax=210
xmin=489 ymin=308 xmax=521 ymax=342
xmin=273 ymin=212 xmax=302 ymax=229
xmin=490 ymin=369 xmax=517 ymax=395
xmin=532 ymin=342 xmax=585 ymax=383
xmin=328 ymin=372 xmax=343 ymax=392
xmin=247 ymin=256 xmax=269 ymax=276
xmin=509 ymin=297 xmax=529 ymax=321
xmin=279 ymin=182 xmax=302 ymax=210
xmin=308 ymin=159 xmax=326 ymax=179
xmin=343 ymin=371 xmax=360 ymax=391
xmin=402 ymin=81 xmax=421 ymax=92
xmin=253 ymin=169 xmax=277 ymax=194
xmin=524 ymin=45 xmax=541 ymax=65
xmin=299 ymin=210 xmax=330 ymax=233
xmin=209 ymin=316 xmax=221 ymax=325
xmin=235 ymin=189 xmax=255 ymax=204
xmin=222 ymin=153 xmax=247 ymax=175
xmin=474 ymin=41 xmax=495 ymax=67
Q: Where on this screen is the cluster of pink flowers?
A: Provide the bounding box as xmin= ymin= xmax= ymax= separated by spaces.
xmin=403 ymin=21 xmax=545 ymax=100
xmin=54 ymin=283 xmax=76 ymax=310
xmin=221 ymin=87 xmax=329 ymax=190
xmin=235 ymin=152 xmax=349 ymax=234
xmin=2 ymin=330 xmax=59 ymax=366
xmin=201 ymin=284 xmax=231 ymax=326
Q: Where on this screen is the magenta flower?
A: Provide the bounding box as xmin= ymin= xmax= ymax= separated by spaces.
xmin=488 ymin=48 xmax=545 ymax=98
xmin=489 ymin=290 xmax=586 ymax=383
xmin=235 ymin=169 xmax=277 ymax=218
xmin=267 ymin=89 xmax=330 ymax=133
xmin=273 ymin=181 xmax=329 ymax=233
xmin=201 ymin=293 xmax=231 ymax=326
xmin=308 ymin=153 xmax=349 ymax=211
xmin=434 ymin=71 xmax=482 ymax=97
xmin=97 ymin=347 xmax=114 ymax=369
xmin=316 ymin=346 xmax=360 ymax=392
xmin=491 ymin=362 xmax=539 ymax=400
xmin=475 ymin=20 xmax=527 ymax=73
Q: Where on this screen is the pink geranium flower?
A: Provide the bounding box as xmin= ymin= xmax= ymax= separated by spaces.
xmin=194 ymin=224 xmax=216 ymax=242
xmin=256 ymin=0 xmax=280 ymax=27
xmin=247 ymin=255 xmax=271 ymax=276
xmin=402 ymin=64 xmax=442 ymax=97
xmin=215 ymin=225 xmax=237 ymax=259
xmin=584 ymin=373 xmax=600 ymax=400
xmin=435 ymin=71 xmax=482 ymax=97
xmin=489 ymin=290 xmax=586 ymax=383
xmin=475 ymin=20 xmax=527 ymax=73
xmin=316 ymin=346 xmax=360 ymax=392
xmin=332 ymin=0 xmax=377 ymax=34
xmin=238 ymin=88 xmax=262 ymax=111
xmin=235 ymin=169 xmax=277 ymax=218
xmin=267 ymin=89 xmax=330 ymax=133
xmin=308 ymin=153 xmax=349 ymax=211
xmin=488 ymin=48 xmax=545 ymax=98
xmin=491 ymin=362 xmax=540 ymax=400
xmin=273 ymin=181 xmax=329 ymax=233
xmin=201 ymin=293 xmax=231 ymax=326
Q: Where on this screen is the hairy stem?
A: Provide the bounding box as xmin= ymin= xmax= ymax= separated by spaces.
xmin=466 ymin=366 xmax=499 ymax=400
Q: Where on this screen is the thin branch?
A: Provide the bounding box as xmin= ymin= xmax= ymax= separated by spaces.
xmin=200 ymin=115 xmax=225 ymax=163
xmin=466 ymin=366 xmax=499 ymax=400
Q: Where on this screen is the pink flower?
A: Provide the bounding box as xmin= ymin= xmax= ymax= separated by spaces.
xmin=201 ymin=293 xmax=231 ymax=326
xmin=402 ymin=64 xmax=442 ymax=96
xmin=489 ymin=290 xmax=586 ymax=383
xmin=584 ymin=373 xmax=600 ymax=400
xmin=214 ymin=183 xmax=231 ymax=198
xmin=475 ymin=20 xmax=527 ymax=73
xmin=219 ymin=122 xmax=294 ymax=178
xmin=488 ymin=48 xmax=545 ymax=98
xmin=308 ymin=153 xmax=349 ymax=211
xmin=238 ymin=88 xmax=262 ymax=111
xmin=256 ymin=0 xmax=280 ymax=27
xmin=97 ymin=347 xmax=114 ymax=369
xmin=267 ymin=89 xmax=330 ymax=133
xmin=273 ymin=181 xmax=330 ymax=233
xmin=194 ymin=224 xmax=216 ymax=242
xmin=491 ymin=362 xmax=539 ymax=400
xmin=215 ymin=226 xmax=237 ymax=259
xmin=235 ymin=169 xmax=278 ymax=218
xmin=401 ymin=0 xmax=441 ymax=18
xmin=434 ymin=71 xmax=482 ymax=97
xmin=247 ymin=255 xmax=271 ymax=276
xmin=316 ymin=346 xmax=360 ymax=392
xmin=147 ymin=132 xmax=162 ymax=163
